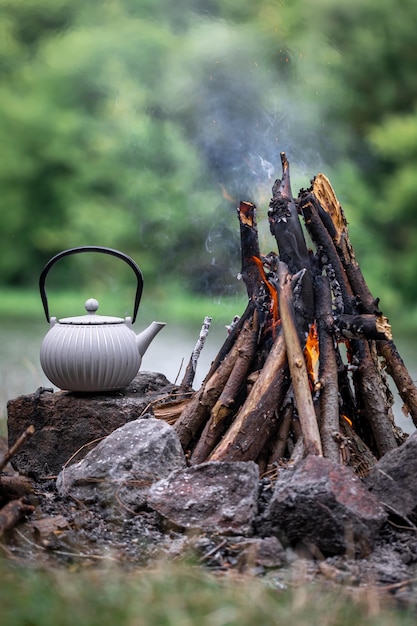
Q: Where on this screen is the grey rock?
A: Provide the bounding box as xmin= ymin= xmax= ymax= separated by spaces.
xmin=56 ymin=417 xmax=186 ymax=514
xmin=7 ymin=371 xmax=175 ymax=478
xmin=365 ymin=431 xmax=417 ymax=524
xmin=236 ymin=536 xmax=287 ymax=572
xmin=260 ymin=455 xmax=386 ymax=556
xmin=148 ymin=461 xmax=259 ymax=535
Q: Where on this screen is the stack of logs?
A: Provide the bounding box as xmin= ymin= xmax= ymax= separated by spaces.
xmin=0 ymin=427 xmax=34 ymax=536
xmin=170 ymin=153 xmax=417 ymax=476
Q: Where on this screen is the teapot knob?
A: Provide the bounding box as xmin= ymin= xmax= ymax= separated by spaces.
xmin=85 ymin=298 xmax=99 ymax=313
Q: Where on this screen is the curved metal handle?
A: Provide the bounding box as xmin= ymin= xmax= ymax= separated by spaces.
xmin=39 ymin=246 xmax=144 ymax=324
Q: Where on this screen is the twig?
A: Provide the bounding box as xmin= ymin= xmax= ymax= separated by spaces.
xmin=181 ymin=316 xmax=213 ymax=389
xmin=0 ymin=425 xmax=35 ymax=473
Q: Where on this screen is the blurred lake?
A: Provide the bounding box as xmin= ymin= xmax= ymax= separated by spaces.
xmin=1 ymin=318 xmax=416 ymax=436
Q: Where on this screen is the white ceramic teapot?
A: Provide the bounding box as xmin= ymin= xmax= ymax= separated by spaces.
xmin=39 ymin=246 xmax=165 ymax=392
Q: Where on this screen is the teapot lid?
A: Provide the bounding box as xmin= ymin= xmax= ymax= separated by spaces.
xmin=59 ymin=299 xmax=125 ymax=325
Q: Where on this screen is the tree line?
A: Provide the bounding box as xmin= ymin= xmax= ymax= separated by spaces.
xmin=1 ymin=0 xmax=416 ymax=311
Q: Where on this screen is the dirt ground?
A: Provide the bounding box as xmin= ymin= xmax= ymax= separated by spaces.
xmin=2 ymin=474 xmax=417 ymax=611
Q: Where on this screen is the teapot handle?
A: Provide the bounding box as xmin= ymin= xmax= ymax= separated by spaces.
xmin=39 ymin=246 xmax=144 ymax=323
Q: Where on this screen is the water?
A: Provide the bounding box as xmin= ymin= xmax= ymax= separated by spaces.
xmin=1 ymin=318 xmax=416 ymax=436
xmin=0 ymin=318 xmax=228 ymax=425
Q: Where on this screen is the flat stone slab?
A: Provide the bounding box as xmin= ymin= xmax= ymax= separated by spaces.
xmin=7 ymin=372 xmax=175 ymax=479
xmin=260 ymin=455 xmax=387 ymax=556
xmin=148 ymin=461 xmax=259 ymax=535
xmin=365 ymin=431 xmax=417 ymax=524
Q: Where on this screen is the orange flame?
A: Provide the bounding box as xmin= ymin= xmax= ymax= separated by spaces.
xmin=304 ymin=322 xmax=319 ymax=385
xmin=251 ymin=256 xmax=279 ymax=326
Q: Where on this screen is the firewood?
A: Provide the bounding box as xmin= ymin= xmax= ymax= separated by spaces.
xmin=267 ymin=394 xmax=294 ymax=464
xmin=307 ymin=173 xmax=417 ymax=428
xmin=0 ymin=475 xmax=33 ymax=502
xmin=0 ymin=498 xmax=35 ymax=536
xmin=315 ymin=275 xmax=341 ymax=463
xmin=299 ymin=191 xmax=355 ymax=314
xmin=174 ymin=316 xmax=249 ymax=450
xmin=336 ymin=313 xmax=392 ymax=341
xmin=278 ymin=261 xmax=322 ymax=457
xmin=190 ymin=310 xmax=260 ymax=464
xmin=208 ymin=329 xmax=289 ymax=462
xmin=269 ymin=153 xmax=315 ymax=342
xmin=238 ymin=200 xmax=261 ymax=299
xmin=378 ymin=340 xmax=417 ymax=429
xmin=351 ymin=339 xmax=397 ymax=456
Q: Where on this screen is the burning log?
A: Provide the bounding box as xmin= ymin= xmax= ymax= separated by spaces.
xmin=315 ymin=275 xmax=340 ymax=463
xmin=277 ymin=261 xmax=322 ymax=457
xmin=172 ymin=154 xmax=415 ymax=474
xmin=208 ymin=328 xmax=289 ymax=462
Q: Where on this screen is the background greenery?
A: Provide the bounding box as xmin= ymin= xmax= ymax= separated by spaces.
xmin=1 ymin=0 xmax=416 ymax=323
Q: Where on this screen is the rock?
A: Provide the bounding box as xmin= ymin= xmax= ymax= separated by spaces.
xmin=148 ymin=461 xmax=259 ymax=535
xmin=365 ymin=431 xmax=417 ymax=524
xmin=56 ymin=417 xmax=186 ymax=514
xmin=7 ymin=372 xmax=175 ymax=478
xmin=236 ymin=536 xmax=287 ymax=572
xmin=260 ymin=456 xmax=387 ymax=557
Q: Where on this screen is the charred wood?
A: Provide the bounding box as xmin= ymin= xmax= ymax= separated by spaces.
xmin=315 ymin=275 xmax=340 ymax=463
xmin=278 ymin=261 xmax=322 ymax=457
xmin=269 ymin=153 xmax=315 ymax=343
xmin=351 ymin=339 xmax=397 ymax=456
xmin=190 ymin=310 xmax=260 ymax=464
xmin=208 ymin=329 xmax=289 ymax=462
xmin=238 ymin=200 xmax=261 ymax=299
xmin=336 ymin=313 xmax=392 ymax=341
xmin=305 ymin=173 xmax=417 ymax=427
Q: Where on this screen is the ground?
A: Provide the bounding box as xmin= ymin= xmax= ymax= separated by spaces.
xmin=2 ymin=475 xmax=417 ymax=611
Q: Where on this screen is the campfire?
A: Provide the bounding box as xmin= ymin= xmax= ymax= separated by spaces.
xmin=169 ymin=153 xmax=417 ymax=476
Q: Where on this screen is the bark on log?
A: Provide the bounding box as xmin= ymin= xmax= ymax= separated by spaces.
xmin=351 ymin=339 xmax=397 ymax=456
xmin=307 ymin=173 xmax=417 ymax=427
xmin=174 ymin=315 xmax=252 ymax=450
xmin=267 ymin=395 xmax=294 ymax=464
xmin=269 ymin=153 xmax=315 ymax=342
xmin=336 ymin=314 xmax=392 ymax=341
xmin=299 ymin=192 xmax=355 ymax=315
xmin=315 ymin=275 xmax=341 ymax=463
xmin=238 ymin=200 xmax=261 ymax=299
xmin=190 ymin=311 xmax=260 ymax=464
xmin=208 ymin=330 xmax=289 ymax=462
xmin=278 ymin=262 xmax=322 ymax=456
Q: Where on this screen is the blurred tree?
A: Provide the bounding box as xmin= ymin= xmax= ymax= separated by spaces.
xmin=1 ymin=0 xmax=417 ymax=310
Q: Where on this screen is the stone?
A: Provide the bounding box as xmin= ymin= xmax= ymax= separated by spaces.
xmin=236 ymin=536 xmax=287 ymax=572
xmin=7 ymin=372 xmax=175 ymax=478
xmin=56 ymin=417 xmax=186 ymax=514
xmin=260 ymin=455 xmax=387 ymax=557
xmin=365 ymin=431 xmax=417 ymax=524
xmin=148 ymin=461 xmax=259 ymax=535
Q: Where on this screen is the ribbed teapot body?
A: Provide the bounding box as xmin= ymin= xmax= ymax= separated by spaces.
xmin=40 ymin=323 xmax=141 ymax=392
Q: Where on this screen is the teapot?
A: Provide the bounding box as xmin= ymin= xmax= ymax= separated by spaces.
xmin=39 ymin=246 xmax=165 ymax=392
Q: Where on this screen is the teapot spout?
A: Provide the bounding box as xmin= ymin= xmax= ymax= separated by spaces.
xmin=136 ymin=321 xmax=166 ymax=358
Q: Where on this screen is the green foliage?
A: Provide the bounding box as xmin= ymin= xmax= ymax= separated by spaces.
xmin=1 ymin=0 xmax=417 ymax=310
